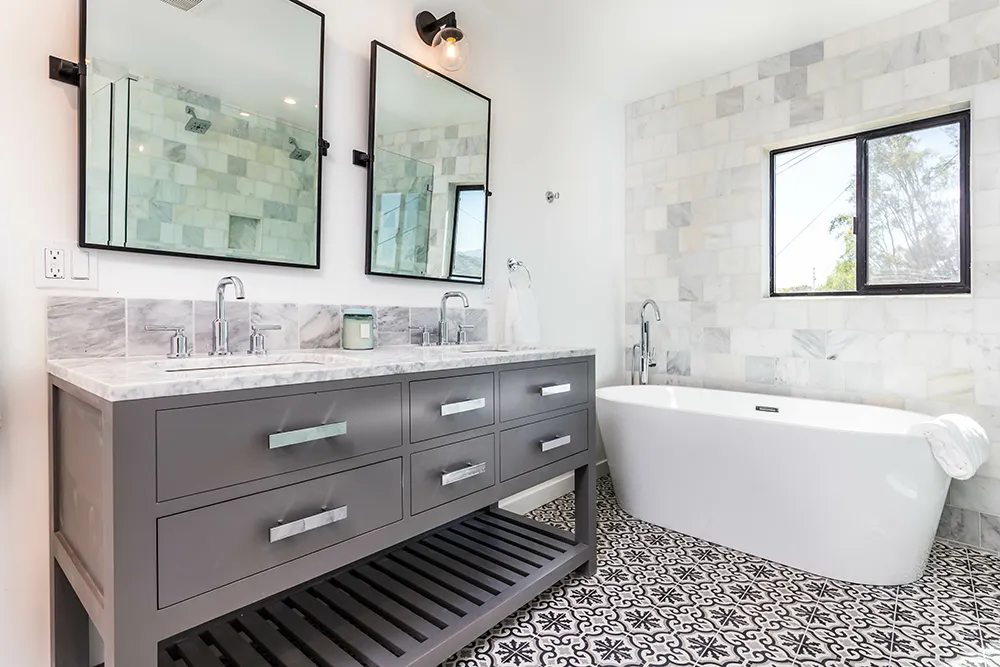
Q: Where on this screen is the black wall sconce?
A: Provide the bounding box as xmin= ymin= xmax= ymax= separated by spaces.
xmin=415 ymin=10 xmax=469 ymax=72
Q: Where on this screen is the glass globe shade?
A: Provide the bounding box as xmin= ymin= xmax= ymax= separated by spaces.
xmin=432 ymin=26 xmax=469 ymax=72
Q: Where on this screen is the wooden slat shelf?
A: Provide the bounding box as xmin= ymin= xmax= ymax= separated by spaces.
xmin=158 ymin=509 xmax=588 ymax=667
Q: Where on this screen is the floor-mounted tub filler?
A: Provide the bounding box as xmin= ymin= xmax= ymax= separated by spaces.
xmin=597 ymin=385 xmax=950 ymax=586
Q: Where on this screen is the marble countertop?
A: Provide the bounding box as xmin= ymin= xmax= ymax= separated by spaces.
xmin=47 ymin=345 xmax=596 ymax=402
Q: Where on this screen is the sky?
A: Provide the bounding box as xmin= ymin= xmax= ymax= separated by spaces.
xmin=772 ymin=123 xmax=960 ymax=292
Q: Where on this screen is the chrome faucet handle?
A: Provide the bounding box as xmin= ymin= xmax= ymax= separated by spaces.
xmin=409 ymin=325 xmax=432 ymax=347
xmin=457 ymin=324 xmax=475 ymax=345
xmin=248 ymin=324 xmax=282 ymax=356
xmin=144 ymin=325 xmax=190 ymax=359
xmin=648 ymin=346 xmax=658 ymax=367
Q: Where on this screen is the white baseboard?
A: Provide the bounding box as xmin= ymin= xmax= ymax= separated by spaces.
xmin=499 ymin=460 xmax=610 ymax=515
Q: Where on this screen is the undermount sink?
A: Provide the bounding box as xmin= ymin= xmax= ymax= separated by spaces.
xmin=458 ymin=347 xmax=514 ymax=354
xmin=164 ymin=360 xmax=329 ymax=373
xmin=145 ymin=353 xmax=350 ymax=374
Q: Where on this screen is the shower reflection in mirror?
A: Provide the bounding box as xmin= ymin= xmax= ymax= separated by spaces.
xmin=81 ymin=0 xmax=325 ymax=268
xmin=365 ymin=42 xmax=491 ymax=284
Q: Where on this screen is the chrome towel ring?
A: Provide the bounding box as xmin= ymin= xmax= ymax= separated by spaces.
xmin=507 ymin=258 xmax=532 ymax=288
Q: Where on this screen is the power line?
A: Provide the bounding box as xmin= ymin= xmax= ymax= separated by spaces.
xmin=775 ymin=144 xmax=830 ymax=176
xmin=776 ymin=182 xmax=853 ymax=257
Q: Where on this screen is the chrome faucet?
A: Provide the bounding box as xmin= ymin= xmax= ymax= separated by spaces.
xmin=438 ymin=291 xmax=469 ymax=345
xmin=631 ymin=299 xmax=661 ymax=385
xmin=211 ymin=276 xmax=246 ymax=356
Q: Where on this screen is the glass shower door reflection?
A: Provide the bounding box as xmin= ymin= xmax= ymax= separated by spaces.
xmin=371 ymin=149 xmax=434 ymax=277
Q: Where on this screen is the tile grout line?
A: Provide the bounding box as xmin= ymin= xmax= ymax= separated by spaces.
xmin=887 ymin=581 xmax=900 ymax=659
xmin=790 ymin=580 xmax=826 ymax=667
xmin=694 ymin=557 xmax=770 ymax=667
xmin=966 ymin=542 xmax=987 ymax=664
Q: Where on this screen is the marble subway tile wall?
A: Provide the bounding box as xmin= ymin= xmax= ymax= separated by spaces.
xmin=624 ymin=0 xmax=1000 ymax=547
xmin=375 ymin=123 xmax=488 ymax=276
xmin=46 ymin=297 xmax=488 ymax=359
xmin=126 ymin=76 xmax=318 ymax=264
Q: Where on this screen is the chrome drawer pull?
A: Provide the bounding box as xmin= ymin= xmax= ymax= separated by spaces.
xmin=441 ymin=462 xmax=488 ymax=486
xmin=440 ymin=397 xmax=487 ymax=417
xmin=269 ymin=505 xmax=348 ymax=543
xmin=269 ymin=421 xmax=348 ymax=450
xmin=541 ymin=435 xmax=572 ymax=452
xmin=540 ymin=384 xmax=572 ymax=397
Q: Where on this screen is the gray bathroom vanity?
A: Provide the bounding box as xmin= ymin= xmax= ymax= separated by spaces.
xmin=47 ymin=346 xmax=597 ymax=667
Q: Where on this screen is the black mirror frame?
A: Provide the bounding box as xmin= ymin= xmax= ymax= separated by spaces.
xmin=361 ymin=40 xmax=493 ymax=285
xmin=76 ymin=0 xmax=327 ymax=270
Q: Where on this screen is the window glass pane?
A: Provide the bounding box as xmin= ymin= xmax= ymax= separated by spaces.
xmin=450 ymin=187 xmax=486 ymax=280
xmin=866 ymin=122 xmax=962 ymax=285
xmin=772 ymin=140 xmax=857 ymax=293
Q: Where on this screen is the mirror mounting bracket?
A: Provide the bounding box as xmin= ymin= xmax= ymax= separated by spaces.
xmin=49 ymin=56 xmax=80 ymax=87
xmin=352 ymin=150 xmax=371 ymax=168
xmin=319 ymin=139 xmax=330 ymax=157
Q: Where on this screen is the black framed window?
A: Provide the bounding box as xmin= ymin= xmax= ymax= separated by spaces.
xmin=770 ymin=111 xmax=971 ymax=296
xmin=448 ymin=185 xmax=487 ymax=281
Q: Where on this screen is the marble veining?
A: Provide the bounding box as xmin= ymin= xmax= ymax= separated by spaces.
xmin=298 ymin=304 xmax=341 ymax=349
xmin=250 ymin=302 xmax=299 ymax=351
xmin=937 ymin=505 xmax=981 ymax=547
xmin=663 ymin=351 xmax=692 ymax=377
xmin=948 ymin=475 xmax=1000 ymax=516
xmin=47 ymin=345 xmax=596 ymax=402
xmin=792 ymin=329 xmax=827 ymax=360
xmin=48 ymin=297 xmax=127 ymax=359
xmin=126 ymin=299 xmax=194 ymax=357
xmin=983 ymin=513 xmax=1000 ymax=552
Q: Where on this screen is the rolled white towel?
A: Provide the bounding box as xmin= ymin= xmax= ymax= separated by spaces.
xmin=909 ymin=414 xmax=991 ymax=480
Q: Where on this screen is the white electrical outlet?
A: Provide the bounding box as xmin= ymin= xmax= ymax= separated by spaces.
xmin=45 ymin=248 xmax=65 ymax=279
xmin=36 ymin=243 xmax=98 ymax=289
xmin=483 ymin=279 xmax=494 ymax=305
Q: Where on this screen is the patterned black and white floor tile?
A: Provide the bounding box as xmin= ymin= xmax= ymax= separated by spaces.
xmin=442 ymin=477 xmax=1000 ymax=667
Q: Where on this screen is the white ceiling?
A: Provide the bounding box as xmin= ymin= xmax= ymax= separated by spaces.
xmin=484 ymin=0 xmax=937 ymax=102
xmin=375 ymin=45 xmax=490 ymax=135
xmin=87 ymin=0 xmax=322 ymax=124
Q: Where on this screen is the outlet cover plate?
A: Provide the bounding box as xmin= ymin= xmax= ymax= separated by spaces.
xmin=35 ymin=243 xmax=99 ymax=290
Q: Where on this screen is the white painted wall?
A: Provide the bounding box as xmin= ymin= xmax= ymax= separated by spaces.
xmin=0 ymin=1 xmax=624 ymax=663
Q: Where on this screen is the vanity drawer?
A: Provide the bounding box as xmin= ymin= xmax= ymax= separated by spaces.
xmin=499 ymin=362 xmax=589 ymax=422
xmin=409 ymin=373 xmax=495 ymax=443
xmin=500 ymin=410 xmax=589 ymax=482
xmin=156 ymin=383 xmax=403 ymax=501
xmin=157 ymin=459 xmax=402 ymax=608
xmin=411 ymin=434 xmax=495 ymax=515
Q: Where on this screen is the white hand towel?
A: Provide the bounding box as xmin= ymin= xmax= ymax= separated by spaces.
xmin=504 ymin=285 xmax=541 ymax=346
xmin=909 ymin=414 xmax=991 ymax=480
xmin=504 ymin=284 xmax=519 ymax=345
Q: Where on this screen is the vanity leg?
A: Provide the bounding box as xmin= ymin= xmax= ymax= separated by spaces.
xmin=574 ymin=463 xmax=597 ymax=576
xmin=105 ymin=633 xmax=157 ymax=667
xmin=52 ymin=560 xmax=89 ymax=667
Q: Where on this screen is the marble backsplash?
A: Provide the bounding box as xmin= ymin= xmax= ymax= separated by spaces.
xmin=938 ymin=475 xmax=1000 ymax=555
xmin=47 ymin=296 xmax=488 ymax=359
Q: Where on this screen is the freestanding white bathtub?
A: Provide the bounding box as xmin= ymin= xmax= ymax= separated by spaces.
xmin=597 ymin=385 xmax=950 ymax=585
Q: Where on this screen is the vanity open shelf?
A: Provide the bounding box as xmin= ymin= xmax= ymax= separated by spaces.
xmin=159 ymin=508 xmax=587 ymax=667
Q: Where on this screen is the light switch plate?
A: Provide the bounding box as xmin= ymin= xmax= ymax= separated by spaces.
xmin=35 ymin=243 xmax=99 ymax=290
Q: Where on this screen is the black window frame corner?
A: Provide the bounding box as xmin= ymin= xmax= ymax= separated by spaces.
xmin=769 ymin=109 xmax=972 ymax=298
xmin=447 ymin=184 xmax=487 ymax=282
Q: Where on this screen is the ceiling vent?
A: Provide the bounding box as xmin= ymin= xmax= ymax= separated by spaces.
xmin=158 ymin=0 xmax=205 ymax=10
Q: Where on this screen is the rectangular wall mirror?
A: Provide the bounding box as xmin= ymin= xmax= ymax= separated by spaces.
xmin=80 ymin=0 xmax=325 ymax=268
xmin=364 ymin=42 xmax=492 ymax=284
